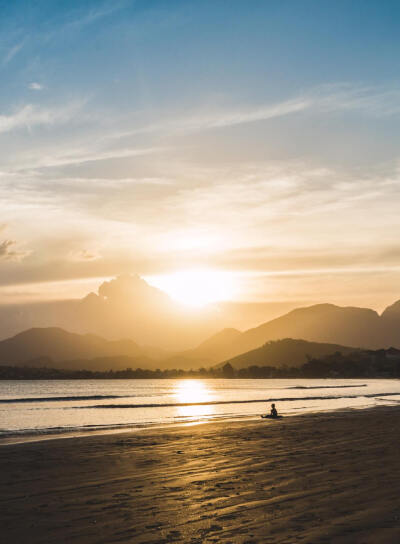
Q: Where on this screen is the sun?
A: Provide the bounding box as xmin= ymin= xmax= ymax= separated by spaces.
xmin=146 ymin=268 xmax=236 ymax=308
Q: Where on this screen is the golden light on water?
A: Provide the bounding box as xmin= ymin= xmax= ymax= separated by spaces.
xmin=174 ymin=380 xmax=212 ymax=403
xmin=176 ymin=403 xmax=214 ymax=420
xmin=174 ymin=380 xmax=215 ymax=420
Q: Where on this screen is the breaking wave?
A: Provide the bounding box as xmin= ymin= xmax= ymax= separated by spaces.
xmin=69 ymin=391 xmax=400 ymax=409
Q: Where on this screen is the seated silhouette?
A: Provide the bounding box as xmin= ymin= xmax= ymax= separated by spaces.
xmin=270 ymin=403 xmax=278 ymax=418
xmin=261 ymin=403 xmax=280 ymax=419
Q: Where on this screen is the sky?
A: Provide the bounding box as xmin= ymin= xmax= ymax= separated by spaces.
xmin=1 ymin=0 xmax=400 ymax=311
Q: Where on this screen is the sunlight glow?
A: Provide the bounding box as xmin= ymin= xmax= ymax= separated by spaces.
xmin=174 ymin=380 xmax=212 ymax=404
xmin=174 ymin=380 xmax=215 ymax=420
xmin=176 ymin=403 xmax=214 ymax=420
xmin=146 ymin=268 xmax=237 ymax=307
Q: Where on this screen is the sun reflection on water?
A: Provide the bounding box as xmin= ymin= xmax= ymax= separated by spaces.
xmin=174 ymin=380 xmax=215 ymax=420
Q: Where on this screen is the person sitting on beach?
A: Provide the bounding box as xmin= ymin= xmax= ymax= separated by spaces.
xmin=270 ymin=403 xmax=278 ymax=418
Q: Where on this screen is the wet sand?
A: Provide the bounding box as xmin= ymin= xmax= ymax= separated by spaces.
xmin=2 ymin=407 xmax=400 ymax=544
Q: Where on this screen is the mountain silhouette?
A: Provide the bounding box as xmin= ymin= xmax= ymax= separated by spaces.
xmin=381 ymin=300 xmax=400 ymax=328
xmin=0 ymin=275 xmax=302 ymax=351
xmin=182 ymin=301 xmax=400 ymax=364
xmin=218 ymin=338 xmax=356 ymax=369
xmin=0 ymin=328 xmax=149 ymax=366
xmin=1 ymin=299 xmax=400 ymax=371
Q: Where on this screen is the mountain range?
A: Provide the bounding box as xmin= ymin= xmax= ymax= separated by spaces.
xmin=0 ymin=327 xmax=356 ymax=372
xmin=174 ymin=301 xmax=400 ymax=366
xmin=0 ymin=328 xmax=148 ymax=366
xmin=0 ymin=299 xmax=399 ymax=371
xmin=0 ymin=275 xmax=300 ymax=351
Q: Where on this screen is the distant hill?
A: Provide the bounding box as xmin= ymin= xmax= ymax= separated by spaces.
xmin=230 ymin=304 xmax=380 ymax=356
xmin=218 ymin=338 xmax=356 ymax=369
xmin=0 ymin=328 xmax=154 ymax=369
xmin=179 ymin=301 xmax=400 ymax=365
xmin=3 ymin=298 xmax=400 ymax=372
xmin=164 ymin=328 xmax=242 ymax=369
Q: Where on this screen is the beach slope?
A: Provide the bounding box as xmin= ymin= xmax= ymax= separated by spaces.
xmin=2 ymin=407 xmax=400 ymax=543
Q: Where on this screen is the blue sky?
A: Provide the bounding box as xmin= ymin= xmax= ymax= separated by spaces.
xmin=2 ymin=1 xmax=400 ymax=107
xmin=1 ymin=0 xmax=400 ymax=310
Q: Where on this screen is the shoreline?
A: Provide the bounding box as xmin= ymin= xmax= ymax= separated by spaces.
xmin=0 ymin=414 xmax=252 ymax=446
xmin=3 ymin=378 xmax=400 ymax=446
xmin=1 ymin=401 xmax=393 ymax=446
xmin=2 ymin=406 xmax=400 ymax=543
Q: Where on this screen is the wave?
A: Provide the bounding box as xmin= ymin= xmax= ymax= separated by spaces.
xmin=288 ymin=384 xmax=367 ymax=390
xmin=0 ymin=394 xmax=125 ymax=404
xmin=66 ymin=391 xmax=400 ymax=409
xmin=0 ymin=413 xmax=242 ymax=440
xmin=0 ymin=421 xmax=153 ymax=439
xmin=3 ymin=389 xmax=400 ymax=409
xmin=0 ymin=385 xmax=369 ymax=404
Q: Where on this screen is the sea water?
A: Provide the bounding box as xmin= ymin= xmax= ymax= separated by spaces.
xmin=1 ymin=378 xmax=400 ymax=442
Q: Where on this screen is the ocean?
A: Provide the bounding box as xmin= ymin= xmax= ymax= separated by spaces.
xmin=1 ymin=378 xmax=400 ymax=443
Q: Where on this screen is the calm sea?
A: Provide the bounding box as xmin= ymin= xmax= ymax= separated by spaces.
xmin=1 ymin=378 xmax=400 ymax=443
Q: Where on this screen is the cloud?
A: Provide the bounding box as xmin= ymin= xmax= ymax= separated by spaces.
xmin=2 ymin=41 xmax=24 ymax=65
xmin=39 ymin=2 xmax=127 ymax=43
xmin=312 ymin=83 xmax=400 ymax=117
xmin=63 ymin=2 xmax=125 ymax=32
xmin=108 ymin=98 xmax=310 ymax=141
xmin=208 ymin=83 xmax=400 ymax=128
xmin=111 ymin=83 xmax=400 ymax=142
xmin=0 ymin=240 xmax=30 ymax=261
xmin=0 ymin=101 xmax=84 ymax=135
xmin=173 ymin=98 xmax=311 ymax=131
xmin=28 ymin=82 xmax=44 ymax=91
xmin=2 ymin=146 xmax=164 ymax=174
xmin=30 ymin=146 xmax=163 ymax=170
xmin=70 ymin=249 xmax=101 ymax=262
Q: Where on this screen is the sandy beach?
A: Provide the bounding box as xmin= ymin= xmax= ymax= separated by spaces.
xmin=2 ymin=407 xmax=400 ymax=544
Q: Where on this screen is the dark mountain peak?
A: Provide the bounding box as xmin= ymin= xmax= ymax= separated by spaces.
xmin=12 ymin=327 xmax=71 ymax=340
xmin=288 ymin=302 xmax=378 ymax=318
xmin=245 ymin=302 xmax=378 ymax=338
xmin=290 ymin=303 xmax=338 ymax=313
xmin=381 ymin=299 xmax=400 ymax=319
xmin=11 ymin=327 xmax=107 ymax=344
xmin=0 ymin=327 xmax=144 ymax=366
xmin=219 ymin=337 xmax=356 ymax=370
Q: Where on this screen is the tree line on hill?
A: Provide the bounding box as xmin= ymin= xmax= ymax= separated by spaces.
xmin=1 ymin=347 xmax=400 ymax=379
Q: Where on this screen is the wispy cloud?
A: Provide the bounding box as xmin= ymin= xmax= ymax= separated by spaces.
xmin=111 ymin=82 xmax=400 ymax=142
xmin=2 ymin=40 xmax=25 ymax=65
xmin=176 ymin=98 xmax=311 ymax=131
xmin=183 ymin=83 xmax=400 ymax=131
xmin=16 ymin=146 xmax=163 ymax=171
xmin=0 ymin=101 xmax=84 ymax=134
xmin=310 ymin=83 xmax=400 ymax=116
xmin=69 ymin=249 xmax=101 ymax=262
xmin=108 ymin=98 xmax=311 ymax=140
xmin=66 ymin=3 xmax=125 ymax=30
xmin=42 ymin=1 xmax=127 ymax=41
xmin=0 ymin=240 xmax=30 ymax=261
